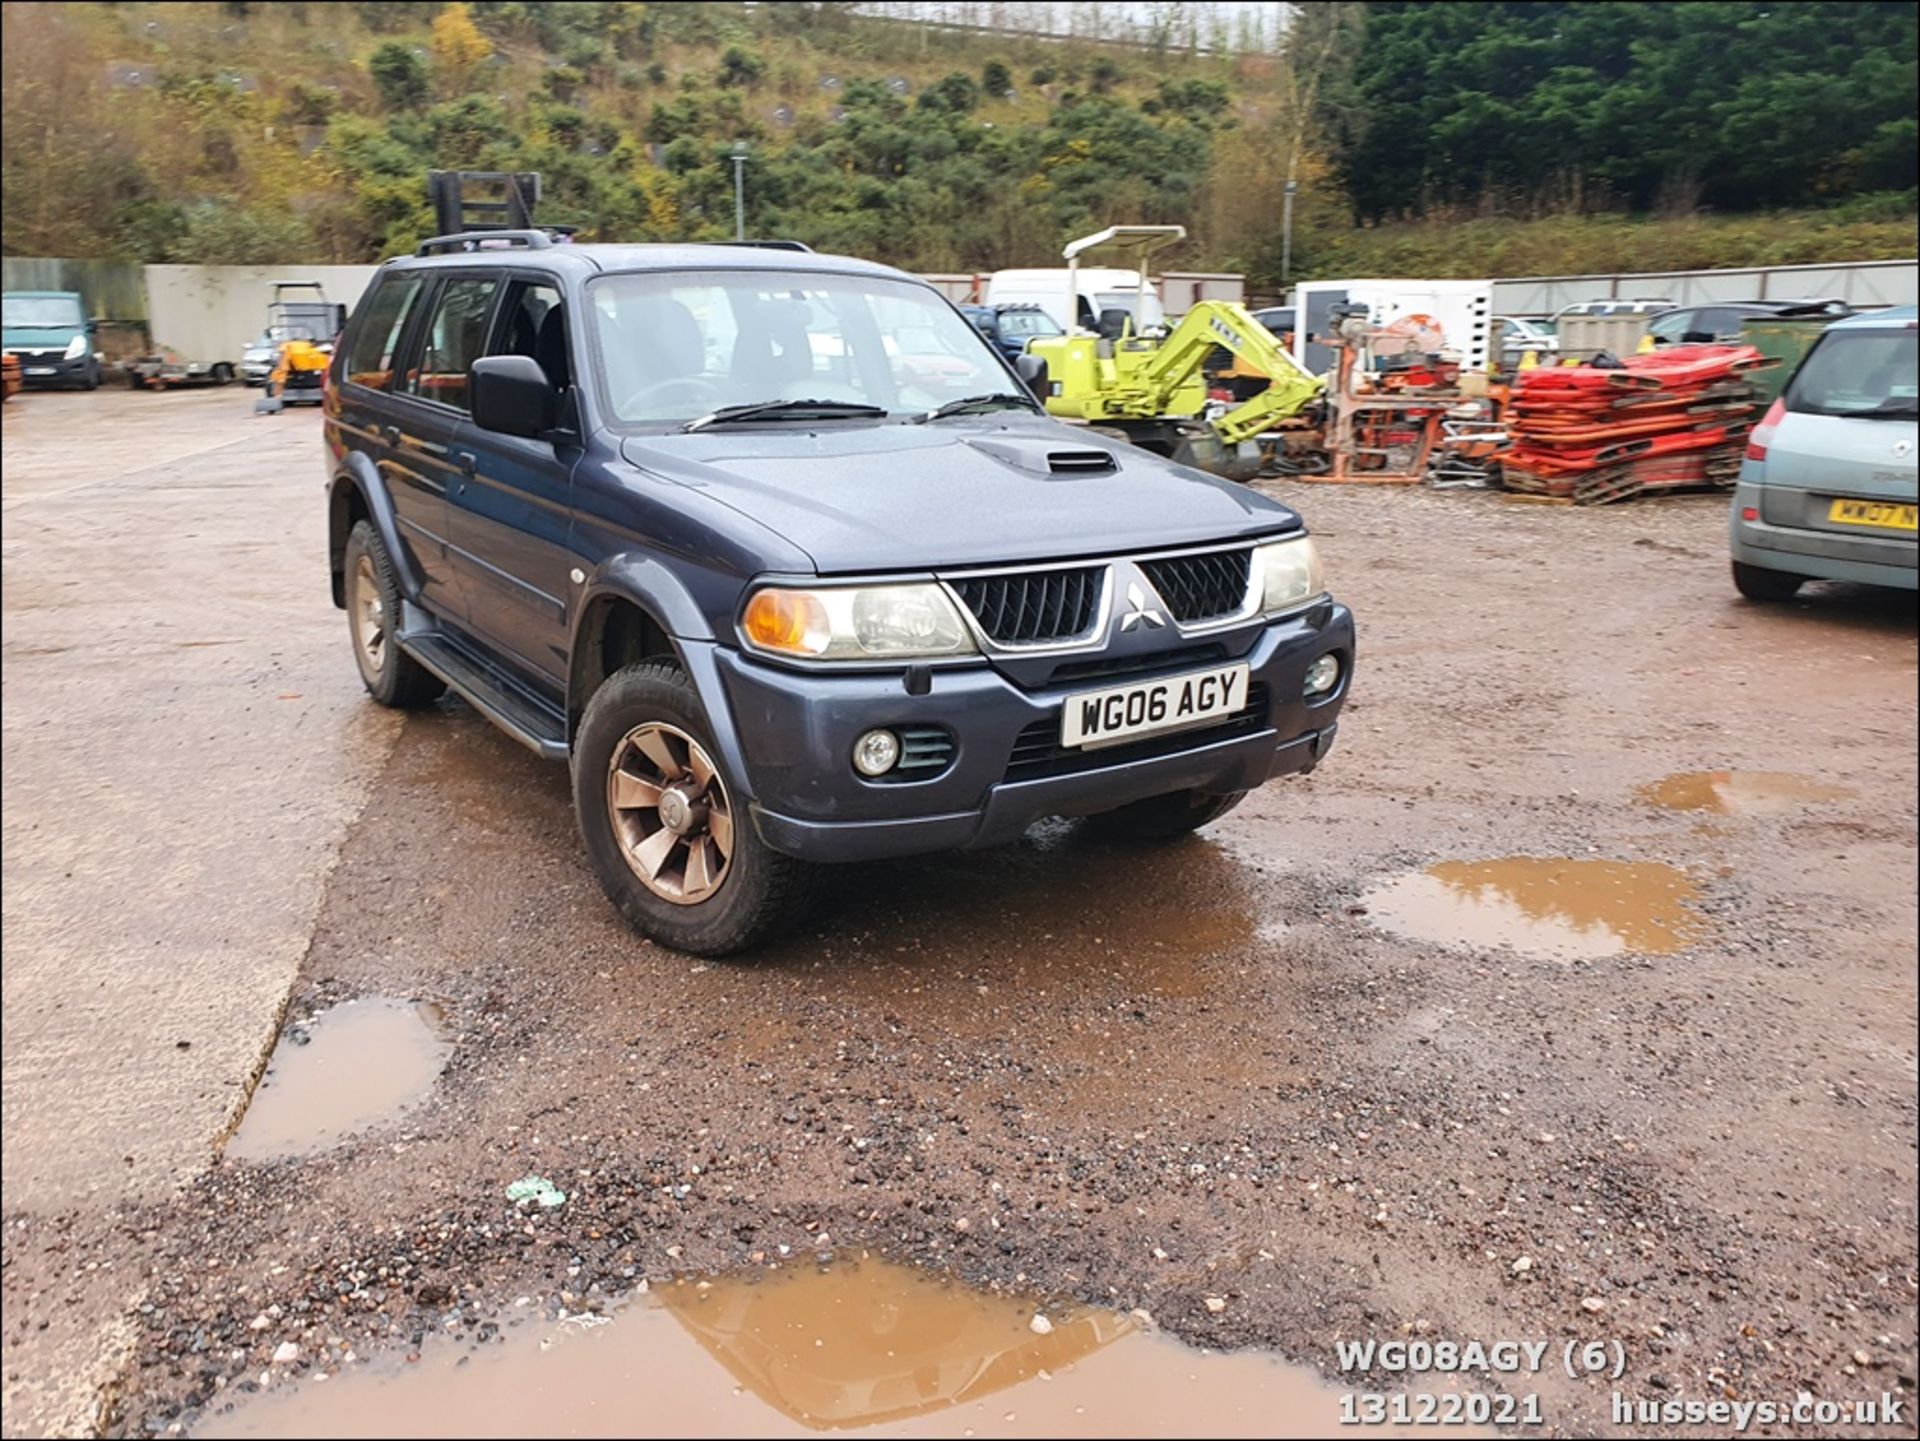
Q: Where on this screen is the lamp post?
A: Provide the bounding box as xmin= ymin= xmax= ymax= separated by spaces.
xmin=1280 ymin=178 xmax=1298 ymax=296
xmin=730 ymin=143 xmax=748 ymax=241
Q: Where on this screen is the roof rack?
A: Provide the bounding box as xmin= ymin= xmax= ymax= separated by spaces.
xmin=712 ymin=239 xmax=814 ymax=253
xmin=416 ymin=229 xmax=555 ymax=256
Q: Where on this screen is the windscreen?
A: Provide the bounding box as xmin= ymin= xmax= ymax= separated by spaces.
xmin=588 ymin=270 xmax=1008 ymax=425
xmin=1785 ymin=329 xmax=1918 ymax=419
xmin=997 ymin=309 xmax=1061 ymax=339
xmin=4 ymin=295 xmax=84 ymax=328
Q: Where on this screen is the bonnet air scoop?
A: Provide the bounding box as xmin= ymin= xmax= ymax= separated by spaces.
xmin=963 ymin=435 xmax=1119 ymax=476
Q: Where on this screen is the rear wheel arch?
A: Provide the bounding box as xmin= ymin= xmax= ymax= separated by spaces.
xmin=328 ymin=476 xmax=373 ymax=608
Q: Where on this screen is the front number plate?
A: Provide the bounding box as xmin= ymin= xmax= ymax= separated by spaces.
xmin=1828 ymin=497 xmax=1919 ymax=531
xmin=1061 ymin=662 xmax=1251 ymax=749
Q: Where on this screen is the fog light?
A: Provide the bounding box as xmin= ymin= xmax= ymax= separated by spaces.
xmin=1304 ymin=654 xmax=1341 ymax=697
xmin=1741 ymin=506 xmax=1759 ymax=521
xmin=852 ymin=728 xmax=901 ymax=777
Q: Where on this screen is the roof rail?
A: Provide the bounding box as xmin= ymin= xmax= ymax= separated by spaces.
xmin=416 ymin=229 xmax=554 ymax=257
xmin=712 ymin=239 xmax=814 ymax=253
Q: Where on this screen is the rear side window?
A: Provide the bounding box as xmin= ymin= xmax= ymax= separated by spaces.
xmin=1785 ymin=330 xmax=1919 ymax=419
xmin=344 ymin=276 xmax=425 ymax=390
xmin=403 ymin=277 xmax=499 ymax=412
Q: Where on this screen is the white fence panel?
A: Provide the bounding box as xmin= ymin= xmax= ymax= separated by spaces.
xmin=143 ymin=264 xmax=380 ymax=363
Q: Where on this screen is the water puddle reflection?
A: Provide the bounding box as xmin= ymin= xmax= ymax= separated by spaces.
xmin=197 ymin=1257 xmax=1452 ymax=1437
xmin=1637 ymin=770 xmax=1854 ymax=816
xmin=1361 ymin=858 xmax=1705 ymax=961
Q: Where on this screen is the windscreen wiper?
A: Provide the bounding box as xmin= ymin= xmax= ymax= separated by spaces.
xmin=917 ymin=392 xmax=1041 ymax=422
xmin=680 ymin=399 xmax=887 ymax=432
xmin=1855 ymin=396 xmax=1919 ymax=418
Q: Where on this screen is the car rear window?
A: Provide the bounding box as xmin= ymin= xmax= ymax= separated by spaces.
xmin=344 ymin=276 xmax=426 ymax=391
xmin=1785 ymin=329 xmax=1919 ymax=419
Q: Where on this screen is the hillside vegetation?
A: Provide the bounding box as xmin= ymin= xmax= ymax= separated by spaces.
xmin=1 ymin=1 xmax=1913 ymax=288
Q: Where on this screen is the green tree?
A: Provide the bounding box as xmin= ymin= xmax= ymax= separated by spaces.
xmin=982 ymin=60 xmax=1012 ymax=97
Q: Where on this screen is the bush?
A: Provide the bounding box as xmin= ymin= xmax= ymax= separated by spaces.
xmin=916 ymin=72 xmax=979 ymax=114
xmin=982 ymin=60 xmax=1011 ymax=97
xmin=168 ymin=202 xmax=311 ymax=265
xmin=718 ymin=45 xmax=765 ymax=88
xmin=542 ymin=65 xmax=584 ymax=102
xmin=1028 ymin=65 xmax=1055 ymax=87
xmin=368 ymin=42 xmax=428 ymax=112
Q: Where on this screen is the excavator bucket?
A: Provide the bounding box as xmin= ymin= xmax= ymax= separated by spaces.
xmin=1171 ymin=432 xmax=1265 ymax=482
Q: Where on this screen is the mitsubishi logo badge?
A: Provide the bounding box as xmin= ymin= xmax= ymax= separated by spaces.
xmin=1120 ymin=583 xmax=1167 ymax=632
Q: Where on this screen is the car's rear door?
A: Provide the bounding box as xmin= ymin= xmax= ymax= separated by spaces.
xmin=334 ymin=270 xmax=464 ymax=618
xmin=446 ymin=276 xmax=579 ymax=686
xmin=386 ymin=270 xmax=507 ymax=624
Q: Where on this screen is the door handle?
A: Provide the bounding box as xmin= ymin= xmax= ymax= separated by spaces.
xmin=380 ymin=424 xmax=401 ymax=446
xmin=453 ymin=450 xmax=477 ymax=473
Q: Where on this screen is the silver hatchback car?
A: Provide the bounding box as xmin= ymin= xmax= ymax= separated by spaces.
xmin=1730 ymin=306 xmax=1918 ymax=600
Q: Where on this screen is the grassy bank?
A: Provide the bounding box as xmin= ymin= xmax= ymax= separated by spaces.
xmin=1291 ymin=200 xmax=1917 ymax=283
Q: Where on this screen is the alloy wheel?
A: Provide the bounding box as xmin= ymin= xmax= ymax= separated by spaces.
xmin=606 ymin=722 xmax=735 ymax=905
xmin=352 ymin=553 xmax=386 ymax=673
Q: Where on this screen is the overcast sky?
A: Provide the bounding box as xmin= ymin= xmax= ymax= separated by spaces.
xmin=850 ymin=2 xmax=1293 ymax=52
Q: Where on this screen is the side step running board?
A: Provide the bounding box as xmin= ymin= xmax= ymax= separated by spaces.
xmin=398 ymin=632 xmax=569 ymax=761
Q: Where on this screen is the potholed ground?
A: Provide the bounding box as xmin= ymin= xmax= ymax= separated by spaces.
xmin=2 ymin=390 xmax=1913 ymax=1438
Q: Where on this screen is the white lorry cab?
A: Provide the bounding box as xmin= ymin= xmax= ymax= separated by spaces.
xmin=986 ymin=226 xmax=1186 ymax=334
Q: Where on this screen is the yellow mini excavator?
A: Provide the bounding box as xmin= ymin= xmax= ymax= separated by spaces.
xmin=1023 ymin=226 xmax=1325 ymax=480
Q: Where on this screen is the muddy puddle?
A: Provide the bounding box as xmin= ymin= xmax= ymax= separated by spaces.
xmin=1360 ymin=857 xmax=1705 ymax=961
xmin=1637 ymin=770 xmax=1855 ymax=816
xmin=197 ymin=1256 xmax=1459 ymax=1438
xmin=226 ymin=997 xmax=452 ymax=1162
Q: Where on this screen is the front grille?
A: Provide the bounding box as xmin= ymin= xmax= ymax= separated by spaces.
xmin=1005 ymin=683 xmax=1269 ymax=783
xmin=1139 ymin=548 xmax=1253 ymax=624
xmin=950 ymin=566 xmax=1104 ymax=647
xmin=1047 ymin=644 xmax=1228 ymax=688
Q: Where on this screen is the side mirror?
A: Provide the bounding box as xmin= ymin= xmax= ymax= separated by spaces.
xmin=1014 ymin=353 xmax=1048 ymax=401
xmin=470 ymin=355 xmax=556 ymax=439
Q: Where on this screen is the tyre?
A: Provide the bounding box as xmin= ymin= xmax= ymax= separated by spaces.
xmin=574 ymin=661 xmax=815 ymax=957
xmin=211 ymin=363 xmax=234 ymax=385
xmin=342 ymin=520 xmax=445 ymax=708
xmin=1732 ymin=560 xmax=1805 ymax=602
xmin=1086 ymin=787 xmax=1246 ymax=841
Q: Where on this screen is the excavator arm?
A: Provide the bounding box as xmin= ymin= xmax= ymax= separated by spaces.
xmin=1132 ymin=301 xmax=1325 ymax=445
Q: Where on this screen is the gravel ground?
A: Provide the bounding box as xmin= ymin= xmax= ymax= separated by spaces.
xmin=6 ymin=481 xmax=1915 ymax=1438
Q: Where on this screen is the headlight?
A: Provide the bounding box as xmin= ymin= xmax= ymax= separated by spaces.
xmin=63 ymin=334 xmax=88 ymax=360
xmin=1252 ymin=535 xmax=1325 ymax=616
xmin=740 ymin=583 xmax=977 ymax=661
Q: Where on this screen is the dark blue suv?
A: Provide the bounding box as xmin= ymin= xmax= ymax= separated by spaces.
xmin=325 ymin=233 xmax=1353 ymax=955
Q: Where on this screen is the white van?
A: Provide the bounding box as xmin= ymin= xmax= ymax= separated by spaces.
xmin=985 ymin=266 xmax=1169 ymax=335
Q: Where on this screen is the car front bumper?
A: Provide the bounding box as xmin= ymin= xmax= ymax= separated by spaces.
xmin=16 ymin=353 xmax=92 ymax=386
xmin=1730 ymin=482 xmax=1918 ymax=590
xmin=712 ymin=601 xmax=1354 ymax=863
